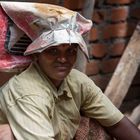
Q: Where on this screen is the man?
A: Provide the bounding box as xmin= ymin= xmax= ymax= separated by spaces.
xmin=0 ymin=2 xmax=140 ymax=140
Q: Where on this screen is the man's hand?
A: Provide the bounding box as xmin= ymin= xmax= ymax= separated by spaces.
xmin=0 ymin=124 xmax=15 ymax=140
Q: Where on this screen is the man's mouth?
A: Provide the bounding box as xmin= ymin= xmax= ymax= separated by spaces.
xmin=54 ymin=64 xmax=70 ymax=71
xmin=55 ymin=66 xmax=69 ymax=70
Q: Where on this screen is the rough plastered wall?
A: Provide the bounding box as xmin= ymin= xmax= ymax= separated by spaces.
xmin=0 ymin=0 xmax=140 ymax=111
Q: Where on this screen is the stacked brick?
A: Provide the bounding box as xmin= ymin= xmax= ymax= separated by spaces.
xmin=85 ymin=0 xmax=140 ymax=91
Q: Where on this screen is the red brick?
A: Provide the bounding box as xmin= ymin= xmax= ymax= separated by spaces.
xmin=131 ymin=8 xmax=140 ymax=19
xmin=101 ymin=58 xmax=120 ymax=74
xmin=86 ymin=60 xmax=100 ymax=76
xmin=89 ymin=27 xmax=99 ymax=41
xmin=91 ymin=43 xmax=107 ymax=58
xmin=110 ymin=7 xmax=129 ymax=22
xmin=64 ymin=0 xmax=84 ymax=9
xmin=103 ymin=22 xmax=136 ymax=39
xmin=89 ymin=74 xmax=112 ymax=90
xmin=92 ymin=9 xmax=107 ymax=23
xmin=106 ymin=0 xmax=134 ymax=5
xmin=109 ymin=41 xmax=126 ymax=56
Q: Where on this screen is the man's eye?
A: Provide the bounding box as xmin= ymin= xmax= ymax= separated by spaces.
xmin=46 ymin=48 xmax=58 ymax=55
xmin=67 ymin=48 xmax=78 ymax=55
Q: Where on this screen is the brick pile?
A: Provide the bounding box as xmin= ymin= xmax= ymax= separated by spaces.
xmin=87 ymin=0 xmax=140 ymax=112
xmin=86 ymin=0 xmax=140 ymax=91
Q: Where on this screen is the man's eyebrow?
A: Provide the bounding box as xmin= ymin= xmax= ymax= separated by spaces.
xmin=48 ymin=46 xmax=57 ymax=49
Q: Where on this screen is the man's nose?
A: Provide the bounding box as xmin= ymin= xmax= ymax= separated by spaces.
xmin=57 ymin=55 xmax=67 ymax=63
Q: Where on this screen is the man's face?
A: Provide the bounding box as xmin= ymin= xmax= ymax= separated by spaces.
xmin=37 ymin=44 xmax=78 ymax=87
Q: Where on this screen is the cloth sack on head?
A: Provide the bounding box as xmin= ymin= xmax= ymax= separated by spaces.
xmin=0 ymin=5 xmax=31 ymax=72
xmin=1 ymin=2 xmax=92 ymax=59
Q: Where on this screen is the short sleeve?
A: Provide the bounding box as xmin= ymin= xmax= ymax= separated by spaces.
xmin=1 ymin=88 xmax=55 ymax=140
xmin=81 ymin=81 xmax=124 ymax=127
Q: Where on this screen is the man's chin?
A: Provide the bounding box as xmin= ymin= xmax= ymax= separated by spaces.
xmin=57 ymin=73 xmax=68 ymax=80
xmin=56 ymin=70 xmax=71 ymax=79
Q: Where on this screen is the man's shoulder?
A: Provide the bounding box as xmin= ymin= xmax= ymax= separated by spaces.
xmin=67 ymin=69 xmax=92 ymax=84
xmin=5 ymin=67 xmax=35 ymax=89
xmin=0 ymin=65 xmax=49 ymax=106
xmin=1 ymin=65 xmax=42 ymax=96
xmin=69 ymin=69 xmax=89 ymax=79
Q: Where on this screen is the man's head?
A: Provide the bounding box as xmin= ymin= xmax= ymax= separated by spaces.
xmin=1 ymin=2 xmax=92 ymax=76
xmin=1 ymin=2 xmax=92 ymax=59
xmin=34 ymin=43 xmax=78 ymax=87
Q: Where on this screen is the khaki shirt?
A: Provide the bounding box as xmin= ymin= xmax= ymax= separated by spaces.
xmin=0 ymin=63 xmax=123 ymax=140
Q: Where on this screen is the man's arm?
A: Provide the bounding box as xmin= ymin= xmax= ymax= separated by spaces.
xmin=105 ymin=116 xmax=140 ymax=140
xmin=0 ymin=124 xmax=15 ymax=140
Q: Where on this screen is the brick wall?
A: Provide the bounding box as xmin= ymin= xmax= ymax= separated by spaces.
xmin=85 ymin=0 xmax=140 ymax=111
xmin=85 ymin=0 xmax=140 ymax=91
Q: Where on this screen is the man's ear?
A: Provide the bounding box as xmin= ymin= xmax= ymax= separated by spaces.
xmin=31 ymin=53 xmax=39 ymax=62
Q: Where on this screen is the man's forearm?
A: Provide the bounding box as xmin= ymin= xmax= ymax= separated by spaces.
xmin=105 ymin=116 xmax=140 ymax=140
